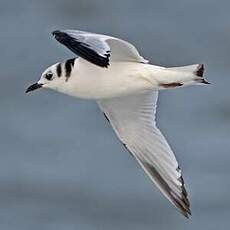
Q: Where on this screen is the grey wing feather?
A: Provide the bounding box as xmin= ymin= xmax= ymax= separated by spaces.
xmin=98 ymin=92 xmax=191 ymax=218
xmin=52 ymin=29 xmax=148 ymax=67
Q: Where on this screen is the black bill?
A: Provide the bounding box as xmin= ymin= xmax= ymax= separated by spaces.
xmin=26 ymin=83 xmax=43 ymax=93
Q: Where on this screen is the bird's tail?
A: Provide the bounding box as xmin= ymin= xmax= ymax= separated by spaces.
xmin=157 ymin=64 xmax=210 ymax=89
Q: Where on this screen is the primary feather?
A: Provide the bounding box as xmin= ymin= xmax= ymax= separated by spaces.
xmin=98 ymin=92 xmax=191 ymax=217
xmin=52 ymin=30 xmax=148 ymax=67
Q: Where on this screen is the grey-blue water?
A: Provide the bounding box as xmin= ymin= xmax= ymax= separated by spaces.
xmin=1 ymin=0 xmax=230 ymax=229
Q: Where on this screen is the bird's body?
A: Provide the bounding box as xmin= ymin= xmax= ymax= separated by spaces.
xmin=48 ymin=58 xmax=205 ymax=100
xmin=26 ymin=29 xmax=210 ymax=218
xmin=54 ymin=59 xmax=153 ymax=99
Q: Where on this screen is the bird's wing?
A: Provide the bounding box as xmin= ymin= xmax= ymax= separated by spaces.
xmin=98 ymin=92 xmax=191 ymax=217
xmin=52 ymin=30 xmax=148 ymax=68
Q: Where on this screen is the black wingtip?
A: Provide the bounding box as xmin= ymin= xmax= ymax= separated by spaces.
xmin=181 ymin=200 xmax=192 ymax=219
xmin=52 ymin=29 xmax=110 ymax=68
xmin=52 ymin=30 xmax=61 ymax=36
xmin=52 ymin=30 xmax=66 ymax=42
xmin=183 ymin=212 xmax=191 ymax=219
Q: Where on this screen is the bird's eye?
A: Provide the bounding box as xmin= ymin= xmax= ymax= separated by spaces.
xmin=45 ymin=72 xmax=53 ymax=81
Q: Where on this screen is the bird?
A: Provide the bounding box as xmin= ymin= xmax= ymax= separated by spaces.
xmin=26 ymin=29 xmax=209 ymax=218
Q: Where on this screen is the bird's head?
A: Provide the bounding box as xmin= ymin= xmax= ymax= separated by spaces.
xmin=26 ymin=58 xmax=76 ymax=94
xmin=26 ymin=62 xmax=65 ymax=93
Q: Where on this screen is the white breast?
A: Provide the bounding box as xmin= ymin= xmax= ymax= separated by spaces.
xmin=63 ymin=59 xmax=155 ymax=99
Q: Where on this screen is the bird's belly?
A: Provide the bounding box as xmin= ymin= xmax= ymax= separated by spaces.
xmin=65 ymin=62 xmax=154 ymax=99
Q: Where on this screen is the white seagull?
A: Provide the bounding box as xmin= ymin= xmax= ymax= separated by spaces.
xmin=26 ymin=29 xmax=209 ymax=218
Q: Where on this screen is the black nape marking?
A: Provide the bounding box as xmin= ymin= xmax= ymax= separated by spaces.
xmin=56 ymin=63 xmax=62 ymax=77
xmin=65 ymin=58 xmax=75 ymax=80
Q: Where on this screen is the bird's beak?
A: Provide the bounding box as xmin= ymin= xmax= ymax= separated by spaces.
xmin=26 ymin=83 xmax=43 ymax=93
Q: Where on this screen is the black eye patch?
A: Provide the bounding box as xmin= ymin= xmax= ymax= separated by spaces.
xmin=45 ymin=72 xmax=53 ymax=80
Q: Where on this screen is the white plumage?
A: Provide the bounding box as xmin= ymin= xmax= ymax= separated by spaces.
xmin=26 ymin=29 xmax=210 ymax=217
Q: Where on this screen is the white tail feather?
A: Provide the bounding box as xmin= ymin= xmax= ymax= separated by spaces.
xmin=155 ymin=64 xmax=209 ymax=88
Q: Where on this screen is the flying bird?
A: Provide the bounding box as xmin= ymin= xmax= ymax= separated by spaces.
xmin=26 ymin=29 xmax=209 ymax=218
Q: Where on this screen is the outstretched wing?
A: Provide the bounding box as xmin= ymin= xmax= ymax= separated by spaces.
xmin=98 ymin=92 xmax=191 ymax=218
xmin=52 ymin=30 xmax=148 ymax=68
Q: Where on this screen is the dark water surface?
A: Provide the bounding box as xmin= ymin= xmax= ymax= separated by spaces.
xmin=1 ymin=0 xmax=230 ymax=229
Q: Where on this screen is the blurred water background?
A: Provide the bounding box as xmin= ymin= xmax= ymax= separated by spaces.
xmin=0 ymin=0 xmax=230 ymax=229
